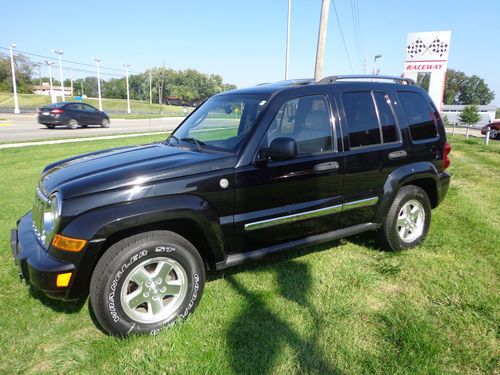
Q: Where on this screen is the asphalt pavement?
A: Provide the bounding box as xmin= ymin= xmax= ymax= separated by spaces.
xmin=0 ymin=114 xmax=183 ymax=143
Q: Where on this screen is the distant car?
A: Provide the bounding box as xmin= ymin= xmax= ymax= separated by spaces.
xmin=37 ymin=102 xmax=110 ymax=129
xmin=481 ymin=122 xmax=500 ymax=140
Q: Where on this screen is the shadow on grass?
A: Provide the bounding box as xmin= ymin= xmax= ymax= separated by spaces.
xmin=222 ymin=260 xmax=341 ymax=374
xmin=28 ymin=287 xmax=86 ymax=313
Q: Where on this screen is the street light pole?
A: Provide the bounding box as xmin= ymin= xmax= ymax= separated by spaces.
xmin=314 ymin=0 xmax=330 ymax=81
xmin=372 ymin=54 xmax=382 ymax=75
xmin=9 ymin=43 xmax=20 ymax=114
xmin=52 ymin=49 xmax=65 ymax=101
xmin=123 ymin=64 xmax=131 ymax=114
xmin=285 ymin=0 xmax=291 ymax=80
xmin=45 ymin=61 xmax=56 ymax=104
xmin=92 ymin=57 xmax=103 ymax=111
xmin=149 ymin=72 xmax=152 ymax=105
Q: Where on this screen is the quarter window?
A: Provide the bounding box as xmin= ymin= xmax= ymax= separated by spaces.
xmin=264 ymin=95 xmax=333 ymax=155
xmin=398 ymin=91 xmax=438 ymax=141
xmin=373 ymin=92 xmax=398 ymax=143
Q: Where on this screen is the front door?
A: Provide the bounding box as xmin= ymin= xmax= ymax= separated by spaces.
xmin=233 ymin=92 xmax=344 ymax=252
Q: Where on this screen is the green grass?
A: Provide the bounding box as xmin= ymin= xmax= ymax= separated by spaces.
xmin=0 ymin=92 xmax=191 ymax=116
xmin=0 ymin=135 xmax=498 ymax=374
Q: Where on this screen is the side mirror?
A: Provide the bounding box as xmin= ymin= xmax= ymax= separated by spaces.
xmin=262 ymin=137 xmax=297 ymax=161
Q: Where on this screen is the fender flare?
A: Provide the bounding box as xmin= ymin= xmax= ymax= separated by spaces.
xmin=61 ymin=194 xmax=226 ymax=265
xmin=374 ymin=162 xmax=440 ymax=223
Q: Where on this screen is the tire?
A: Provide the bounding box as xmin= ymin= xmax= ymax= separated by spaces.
xmin=101 ymin=118 xmax=110 ymax=128
xmin=82 ymin=125 xmax=88 ymax=128
xmin=68 ymin=118 xmax=78 ymax=129
xmin=46 ymin=124 xmax=55 ymax=129
xmin=90 ymin=230 xmax=205 ymax=336
xmin=489 ymin=130 xmax=498 ymax=140
xmin=377 ymin=185 xmax=431 ymax=251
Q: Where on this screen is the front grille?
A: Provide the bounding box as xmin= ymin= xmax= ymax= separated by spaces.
xmin=32 ymin=188 xmax=48 ymax=244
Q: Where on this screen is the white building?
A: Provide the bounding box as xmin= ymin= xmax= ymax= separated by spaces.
xmin=33 ymin=83 xmax=73 ymax=98
xmin=441 ymin=105 xmax=497 ymax=127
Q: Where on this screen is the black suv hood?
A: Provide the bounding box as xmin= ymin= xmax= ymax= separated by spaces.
xmin=40 ymin=143 xmax=236 ymax=198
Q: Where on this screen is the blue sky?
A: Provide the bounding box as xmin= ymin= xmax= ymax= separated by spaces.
xmin=2 ymin=0 xmax=500 ymax=104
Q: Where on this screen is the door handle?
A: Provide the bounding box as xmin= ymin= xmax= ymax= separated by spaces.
xmin=313 ymin=161 xmax=339 ymax=173
xmin=388 ymin=150 xmax=407 ymax=160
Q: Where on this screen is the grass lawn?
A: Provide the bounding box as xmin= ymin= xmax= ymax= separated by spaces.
xmin=0 ymin=135 xmax=498 ymax=374
xmin=0 ymin=92 xmax=191 ymax=116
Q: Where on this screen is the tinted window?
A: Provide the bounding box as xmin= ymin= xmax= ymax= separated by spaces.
xmin=398 ymin=91 xmax=438 ymax=140
xmin=264 ymin=95 xmax=333 ymax=155
xmin=68 ymin=104 xmax=83 ymax=110
xmin=343 ymin=92 xmax=381 ymax=147
xmin=82 ymin=104 xmax=97 ymax=112
xmin=373 ymin=92 xmax=398 ymax=143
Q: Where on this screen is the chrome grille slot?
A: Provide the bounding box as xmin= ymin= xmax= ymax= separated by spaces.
xmin=32 ymin=188 xmax=48 ymax=244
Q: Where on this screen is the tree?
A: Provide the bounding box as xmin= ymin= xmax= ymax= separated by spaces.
xmin=459 ymin=105 xmax=481 ymax=126
xmin=444 ymin=69 xmax=494 ymax=105
xmin=0 ymin=52 xmax=34 ymax=93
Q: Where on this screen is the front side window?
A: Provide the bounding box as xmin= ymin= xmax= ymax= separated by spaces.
xmin=264 ymin=95 xmax=333 ymax=155
xmin=398 ymin=91 xmax=438 ymax=141
xmin=171 ymin=94 xmax=268 ymax=152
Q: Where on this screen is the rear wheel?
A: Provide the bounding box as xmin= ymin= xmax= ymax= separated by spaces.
xmin=101 ymin=118 xmax=110 ymax=128
xmin=90 ymin=230 xmax=205 ymax=336
xmin=377 ymin=185 xmax=431 ymax=251
xmin=489 ymin=129 xmax=498 ymax=140
xmin=68 ymin=118 xmax=78 ymax=129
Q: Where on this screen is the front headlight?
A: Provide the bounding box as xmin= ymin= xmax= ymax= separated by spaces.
xmin=43 ymin=192 xmax=62 ymax=245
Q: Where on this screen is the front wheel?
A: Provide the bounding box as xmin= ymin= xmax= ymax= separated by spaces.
xmin=68 ymin=118 xmax=78 ymax=129
xmin=377 ymin=185 xmax=431 ymax=251
xmin=101 ymin=118 xmax=110 ymax=128
xmin=90 ymin=231 xmax=205 ymax=336
xmin=45 ymin=124 xmax=55 ymax=129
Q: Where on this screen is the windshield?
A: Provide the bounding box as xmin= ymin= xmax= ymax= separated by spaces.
xmin=169 ymin=94 xmax=269 ymax=152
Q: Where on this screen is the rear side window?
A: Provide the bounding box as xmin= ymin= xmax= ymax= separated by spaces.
xmin=342 ymin=91 xmax=400 ymax=148
xmin=343 ymin=92 xmax=381 ymax=147
xmin=398 ymin=91 xmax=438 ymax=141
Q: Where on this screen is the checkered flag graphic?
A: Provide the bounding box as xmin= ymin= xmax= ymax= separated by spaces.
xmin=429 ymin=38 xmax=448 ymax=57
xmin=407 ymin=38 xmax=426 ymax=58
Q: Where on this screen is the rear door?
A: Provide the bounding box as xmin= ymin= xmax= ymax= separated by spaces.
xmin=233 ymin=89 xmax=345 ymax=252
xmin=335 ymin=86 xmax=404 ymax=227
xmin=66 ymin=103 xmax=86 ymax=124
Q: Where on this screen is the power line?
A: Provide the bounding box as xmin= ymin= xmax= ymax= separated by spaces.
xmin=331 ymin=0 xmax=354 ymax=73
xmin=0 ymin=46 xmax=142 ymax=74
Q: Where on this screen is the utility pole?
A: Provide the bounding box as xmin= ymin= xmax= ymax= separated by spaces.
xmin=285 ymin=0 xmax=291 ymax=80
xmin=314 ymin=0 xmax=330 ymax=81
xmin=70 ymin=69 xmax=73 ymax=97
xmin=372 ymin=54 xmax=382 ymax=75
xmin=362 ymin=57 xmax=367 ymax=75
xmin=9 ymin=43 xmax=20 ymax=114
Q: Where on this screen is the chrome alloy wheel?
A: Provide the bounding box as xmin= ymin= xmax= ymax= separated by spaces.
xmin=120 ymin=257 xmax=188 ymax=324
xmin=396 ymin=199 xmax=425 ymax=243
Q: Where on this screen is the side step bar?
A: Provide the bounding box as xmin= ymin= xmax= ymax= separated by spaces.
xmin=217 ymin=222 xmax=379 ymax=270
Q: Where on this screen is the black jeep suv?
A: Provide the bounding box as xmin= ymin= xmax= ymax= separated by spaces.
xmin=11 ymin=75 xmax=451 ymax=336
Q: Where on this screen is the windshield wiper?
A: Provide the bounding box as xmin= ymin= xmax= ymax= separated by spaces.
xmin=181 ymin=137 xmax=206 ymax=151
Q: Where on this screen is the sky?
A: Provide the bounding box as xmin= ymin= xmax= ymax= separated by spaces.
xmin=2 ymin=0 xmax=500 ymax=105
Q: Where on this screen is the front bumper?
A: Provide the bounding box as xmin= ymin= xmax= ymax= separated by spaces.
xmin=11 ymin=212 xmax=75 ymax=299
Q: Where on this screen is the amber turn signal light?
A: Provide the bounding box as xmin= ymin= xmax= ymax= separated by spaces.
xmin=52 ymin=234 xmax=87 ymax=252
xmin=56 ymin=272 xmax=72 ymax=287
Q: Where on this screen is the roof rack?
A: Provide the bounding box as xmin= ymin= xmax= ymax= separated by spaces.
xmin=318 ymin=75 xmax=415 ymax=85
xmin=256 ymin=79 xmax=314 ymax=87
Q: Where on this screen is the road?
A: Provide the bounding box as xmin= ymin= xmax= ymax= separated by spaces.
xmin=0 ymin=114 xmax=184 ymax=143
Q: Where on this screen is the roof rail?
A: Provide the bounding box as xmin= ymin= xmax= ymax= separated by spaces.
xmin=318 ymin=75 xmax=415 ymax=85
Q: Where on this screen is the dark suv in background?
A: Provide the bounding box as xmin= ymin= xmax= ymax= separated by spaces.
xmin=37 ymin=102 xmax=110 ymax=129
xmin=12 ymin=75 xmax=451 ymax=336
